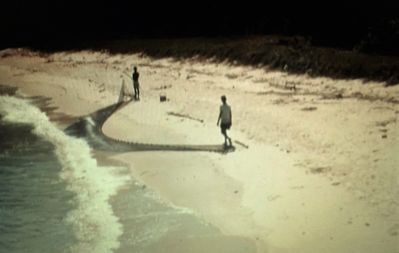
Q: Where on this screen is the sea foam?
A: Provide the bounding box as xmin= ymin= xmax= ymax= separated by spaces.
xmin=0 ymin=96 xmax=130 ymax=253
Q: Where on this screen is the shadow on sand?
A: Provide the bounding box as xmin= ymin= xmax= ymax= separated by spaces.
xmin=65 ymin=100 xmax=235 ymax=154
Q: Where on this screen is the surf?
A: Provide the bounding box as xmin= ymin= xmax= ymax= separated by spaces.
xmin=0 ymin=95 xmax=130 ymax=253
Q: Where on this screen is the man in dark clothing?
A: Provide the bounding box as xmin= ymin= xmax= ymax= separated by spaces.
xmin=132 ymin=66 xmax=140 ymax=100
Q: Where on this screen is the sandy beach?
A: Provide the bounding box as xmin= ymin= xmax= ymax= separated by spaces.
xmin=0 ymin=48 xmax=398 ymax=253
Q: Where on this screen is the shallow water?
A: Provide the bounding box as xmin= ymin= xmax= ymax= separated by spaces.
xmin=0 ymin=118 xmax=77 ymax=253
xmin=111 ymin=179 xmax=256 ymax=253
xmin=0 ymin=96 xmax=130 ymax=253
xmin=0 ymin=96 xmax=256 ymax=253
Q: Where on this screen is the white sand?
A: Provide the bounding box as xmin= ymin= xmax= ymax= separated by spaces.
xmin=1 ymin=48 xmax=398 ymax=253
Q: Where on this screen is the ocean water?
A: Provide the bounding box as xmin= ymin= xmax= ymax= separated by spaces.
xmin=0 ymin=118 xmax=77 ymax=253
xmin=0 ymin=96 xmax=129 ymax=253
xmin=0 ymin=95 xmax=256 ymax=253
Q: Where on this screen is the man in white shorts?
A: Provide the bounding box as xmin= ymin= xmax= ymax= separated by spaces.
xmin=217 ymin=95 xmax=232 ymax=147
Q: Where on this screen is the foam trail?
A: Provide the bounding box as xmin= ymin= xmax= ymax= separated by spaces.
xmin=0 ymin=96 xmax=130 ymax=253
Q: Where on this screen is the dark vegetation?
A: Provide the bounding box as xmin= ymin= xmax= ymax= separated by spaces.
xmin=13 ymin=36 xmax=398 ymax=86
xmin=1 ymin=2 xmax=398 ymax=85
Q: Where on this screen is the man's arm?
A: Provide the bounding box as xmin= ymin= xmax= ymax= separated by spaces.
xmin=217 ymin=111 xmax=221 ymax=126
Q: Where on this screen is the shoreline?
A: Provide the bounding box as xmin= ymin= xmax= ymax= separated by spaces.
xmin=102 ymin=151 xmax=259 ymax=253
xmin=1 ymin=48 xmax=398 ymax=252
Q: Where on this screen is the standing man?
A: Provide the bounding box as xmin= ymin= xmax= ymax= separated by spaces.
xmin=217 ymin=95 xmax=232 ymax=147
xmin=132 ymin=66 xmax=140 ymax=100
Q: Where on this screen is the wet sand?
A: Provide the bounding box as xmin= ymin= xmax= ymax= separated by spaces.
xmin=0 ymin=48 xmax=398 ymax=252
